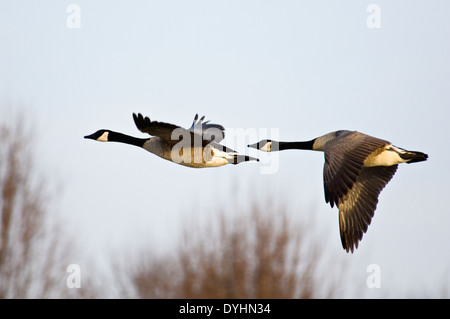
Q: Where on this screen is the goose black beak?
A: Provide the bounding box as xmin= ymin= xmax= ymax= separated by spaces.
xmin=84 ymin=133 xmax=96 ymax=140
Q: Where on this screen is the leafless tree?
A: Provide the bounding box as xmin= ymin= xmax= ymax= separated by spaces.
xmin=0 ymin=112 xmax=86 ymax=298
xmin=121 ymin=199 xmax=350 ymax=298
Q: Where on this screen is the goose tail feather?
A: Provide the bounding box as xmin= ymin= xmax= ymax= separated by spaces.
xmin=227 ymin=154 xmax=259 ymax=165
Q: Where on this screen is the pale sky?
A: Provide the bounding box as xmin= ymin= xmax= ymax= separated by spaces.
xmin=1 ymin=1 xmax=449 ymax=297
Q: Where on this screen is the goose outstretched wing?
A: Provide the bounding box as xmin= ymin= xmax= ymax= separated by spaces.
xmin=322 ymin=131 xmax=395 ymax=252
xmin=188 ymin=114 xmax=225 ymax=143
xmin=323 ymin=131 xmax=390 ymax=208
xmin=337 ymin=165 xmax=398 ymax=252
xmin=133 ymin=113 xmax=224 ymax=146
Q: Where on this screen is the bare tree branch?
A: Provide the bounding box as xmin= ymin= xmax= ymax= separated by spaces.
xmin=119 ymin=198 xmax=350 ymax=299
xmin=0 ymin=111 xmax=85 ymax=298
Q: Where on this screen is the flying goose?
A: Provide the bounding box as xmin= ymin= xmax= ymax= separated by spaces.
xmin=248 ymin=130 xmax=428 ymax=252
xmin=85 ymin=113 xmax=258 ymax=168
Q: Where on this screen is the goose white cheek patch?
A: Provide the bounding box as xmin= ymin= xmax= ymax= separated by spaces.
xmin=97 ymin=131 xmax=109 ymax=142
xmin=260 ymin=142 xmax=272 ymax=152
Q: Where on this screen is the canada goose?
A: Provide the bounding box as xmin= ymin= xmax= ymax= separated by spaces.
xmin=85 ymin=113 xmax=258 ymax=168
xmin=248 ymin=130 xmax=428 ymax=253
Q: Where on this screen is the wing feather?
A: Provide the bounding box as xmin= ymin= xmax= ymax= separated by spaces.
xmin=323 ymin=131 xmax=390 ymax=207
xmin=188 ymin=113 xmax=225 ymax=143
xmin=338 ymin=165 xmax=398 ymax=252
xmin=322 ymin=131 xmax=395 ymax=252
xmin=133 ymin=113 xmax=225 ymax=146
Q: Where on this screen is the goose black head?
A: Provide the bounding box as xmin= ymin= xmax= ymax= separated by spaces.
xmin=84 ymin=130 xmax=110 ymax=142
xmin=248 ymin=139 xmax=273 ymax=152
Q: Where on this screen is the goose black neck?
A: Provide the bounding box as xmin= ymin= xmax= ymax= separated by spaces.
xmin=277 ymin=140 xmax=315 ymax=151
xmin=109 ymin=131 xmax=148 ymax=147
